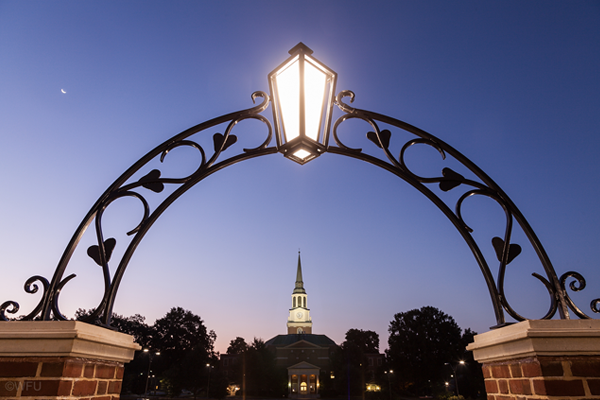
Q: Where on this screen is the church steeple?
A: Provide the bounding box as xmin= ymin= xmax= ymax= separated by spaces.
xmin=293 ymin=251 xmax=306 ymax=294
xmin=287 ymin=251 xmax=312 ymax=334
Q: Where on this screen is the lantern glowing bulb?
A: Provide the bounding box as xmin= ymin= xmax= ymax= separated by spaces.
xmin=275 ymin=56 xmax=327 ymax=144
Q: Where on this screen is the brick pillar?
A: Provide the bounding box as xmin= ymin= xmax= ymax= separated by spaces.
xmin=466 ymin=319 xmax=600 ymax=400
xmin=0 ymin=321 xmax=140 ymax=399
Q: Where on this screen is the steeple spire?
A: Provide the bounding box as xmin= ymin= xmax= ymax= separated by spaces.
xmin=294 ymin=251 xmax=306 ymax=294
xmin=287 ymin=251 xmax=312 ymax=334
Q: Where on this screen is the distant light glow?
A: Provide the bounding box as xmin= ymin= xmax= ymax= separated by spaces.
xmin=61 ymin=89 xmax=66 ymax=94
xmin=366 ymin=384 xmax=381 ymax=392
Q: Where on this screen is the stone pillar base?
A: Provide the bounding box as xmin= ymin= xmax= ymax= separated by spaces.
xmin=0 ymin=321 xmax=140 ymax=399
xmin=467 ymin=319 xmax=600 ymax=400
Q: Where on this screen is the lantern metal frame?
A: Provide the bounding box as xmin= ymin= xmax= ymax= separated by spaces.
xmin=1 ymin=44 xmax=598 ymax=329
xmin=269 ymin=42 xmax=337 ymax=164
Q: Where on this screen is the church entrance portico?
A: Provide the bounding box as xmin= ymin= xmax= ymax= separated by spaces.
xmin=288 ymin=361 xmax=320 ymax=398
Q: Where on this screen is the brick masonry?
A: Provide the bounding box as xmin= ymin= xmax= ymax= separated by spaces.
xmin=483 ymin=355 xmax=600 ymax=400
xmin=0 ymin=356 xmax=125 ymax=399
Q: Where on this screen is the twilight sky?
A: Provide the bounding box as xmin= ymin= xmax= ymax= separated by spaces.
xmin=1 ymin=1 xmax=599 ymax=354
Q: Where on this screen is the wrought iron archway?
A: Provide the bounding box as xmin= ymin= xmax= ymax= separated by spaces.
xmin=1 ymin=87 xmax=598 ymax=329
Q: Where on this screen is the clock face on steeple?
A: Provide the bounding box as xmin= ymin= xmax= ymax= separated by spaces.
xmin=296 ymin=311 xmax=304 ymax=319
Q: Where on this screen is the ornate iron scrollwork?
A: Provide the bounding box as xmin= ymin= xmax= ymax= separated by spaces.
xmin=330 ymin=90 xmax=599 ymax=326
xmin=1 ymin=91 xmax=275 ymax=326
xmin=1 ymin=89 xmax=597 ymax=328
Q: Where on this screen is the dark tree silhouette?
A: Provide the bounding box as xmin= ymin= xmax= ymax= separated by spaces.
xmin=328 ymin=329 xmax=381 ymax=398
xmin=244 ymin=338 xmax=286 ymax=397
xmin=227 ymin=336 xmax=249 ymax=354
xmin=456 ymin=328 xmax=486 ymax=399
xmin=150 ymin=307 xmax=218 ymax=397
xmin=386 ymin=306 xmax=463 ymax=396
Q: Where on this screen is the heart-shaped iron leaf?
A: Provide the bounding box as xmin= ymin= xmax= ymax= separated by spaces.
xmin=439 ymin=168 xmax=465 ymax=192
xmin=366 ymin=130 xmax=391 ymax=149
xmin=87 ymin=238 xmax=116 ymax=266
xmin=138 ymin=169 xmax=164 ymax=193
xmin=213 ymin=133 xmax=237 ymax=152
xmin=492 ymin=237 xmax=522 ymax=265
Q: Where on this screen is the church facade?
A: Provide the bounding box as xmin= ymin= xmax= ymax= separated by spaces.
xmin=264 ymin=252 xmax=337 ymax=397
xmin=220 ymin=253 xmax=389 ymax=398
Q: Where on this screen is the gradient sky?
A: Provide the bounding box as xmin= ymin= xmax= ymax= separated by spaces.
xmin=1 ymin=1 xmax=599 ymax=355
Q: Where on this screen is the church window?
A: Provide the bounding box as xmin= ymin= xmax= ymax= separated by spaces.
xmin=303 ymin=297 xmax=306 ymax=308
xmin=293 ymin=297 xmax=296 ymax=308
xmin=377 ymin=358 xmax=382 ymax=366
xmin=368 ymin=358 xmax=373 ymax=366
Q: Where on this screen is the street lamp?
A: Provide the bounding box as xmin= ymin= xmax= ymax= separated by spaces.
xmin=445 ymin=361 xmax=464 ymax=396
xmin=384 ymin=369 xmax=393 ymax=400
xmin=269 ymin=42 xmax=337 ymax=164
xmin=206 ymin=363 xmax=213 ymax=399
xmin=143 ymin=349 xmax=160 ymax=396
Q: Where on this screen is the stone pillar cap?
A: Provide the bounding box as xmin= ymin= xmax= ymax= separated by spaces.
xmin=0 ymin=321 xmax=140 ymax=362
xmin=466 ymin=319 xmax=600 ymax=363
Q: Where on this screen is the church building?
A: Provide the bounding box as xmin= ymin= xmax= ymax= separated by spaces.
xmin=264 ymin=252 xmax=337 ymax=397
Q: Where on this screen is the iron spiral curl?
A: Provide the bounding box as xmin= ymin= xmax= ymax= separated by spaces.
xmin=0 ymin=276 xmax=49 ymax=321
xmin=559 ymin=271 xmax=600 ymax=319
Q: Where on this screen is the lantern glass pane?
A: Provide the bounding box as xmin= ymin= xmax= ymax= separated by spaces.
xmin=293 ymin=149 xmax=312 ymax=160
xmin=275 ymin=56 xmax=300 ymax=141
xmin=304 ymin=61 xmax=326 ymax=141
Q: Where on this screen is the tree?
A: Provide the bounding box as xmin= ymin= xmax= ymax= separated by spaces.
xmin=227 ymin=337 xmax=248 ymax=355
xmin=341 ymin=329 xmax=381 ymax=397
xmin=343 ymin=329 xmax=380 ymax=354
xmin=223 ymin=337 xmax=247 ymax=393
xmin=456 ymin=328 xmax=486 ymax=399
xmin=150 ymin=307 xmax=219 ymax=397
xmin=241 ymin=338 xmax=287 ymax=397
xmin=386 ymin=306 xmax=462 ymax=396
xmin=152 ymin=307 xmax=215 ymax=355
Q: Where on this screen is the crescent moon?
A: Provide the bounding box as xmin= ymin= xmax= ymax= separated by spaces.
xmin=61 ymin=89 xmax=66 ymax=94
